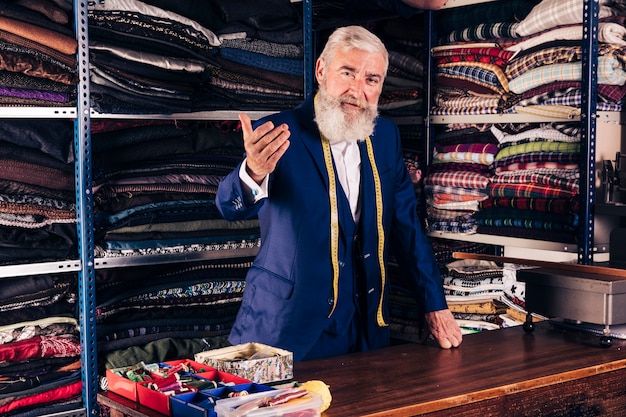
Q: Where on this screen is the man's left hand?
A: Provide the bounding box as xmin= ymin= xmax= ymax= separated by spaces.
xmin=425 ymin=309 xmax=462 ymax=349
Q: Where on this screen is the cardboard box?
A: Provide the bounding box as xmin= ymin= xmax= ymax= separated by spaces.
xmin=214 ymin=388 xmax=322 ymax=417
xmin=195 ymin=343 xmax=293 ymax=384
xmin=170 ymin=383 xmax=274 ymax=417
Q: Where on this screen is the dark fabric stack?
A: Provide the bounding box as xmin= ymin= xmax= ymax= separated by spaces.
xmin=0 ymin=273 xmax=83 ymax=416
xmin=0 ymin=0 xmax=77 ymax=107
xmin=91 ymin=119 xmax=259 ymax=259
xmin=96 ymin=258 xmax=251 ymax=371
xmin=374 ymin=16 xmax=426 ymax=119
xmin=206 ymin=0 xmax=304 ymax=110
xmin=87 ymin=0 xmax=221 ymax=113
xmin=87 ymin=0 xmax=304 ymax=114
xmin=0 ymin=120 xmax=77 ymax=264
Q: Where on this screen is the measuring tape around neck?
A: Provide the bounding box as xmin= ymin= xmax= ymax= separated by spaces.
xmin=320 ymin=136 xmax=388 ymax=327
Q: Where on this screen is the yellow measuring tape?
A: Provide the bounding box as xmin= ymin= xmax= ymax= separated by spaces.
xmin=320 ymin=136 xmax=388 ymax=327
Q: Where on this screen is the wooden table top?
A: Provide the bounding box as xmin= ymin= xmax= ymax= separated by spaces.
xmin=294 ymin=322 xmax=626 ymax=417
xmin=98 ymin=322 xmax=626 ymax=417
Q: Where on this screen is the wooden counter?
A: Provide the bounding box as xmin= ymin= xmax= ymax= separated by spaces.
xmin=98 ymin=322 xmax=626 ymax=417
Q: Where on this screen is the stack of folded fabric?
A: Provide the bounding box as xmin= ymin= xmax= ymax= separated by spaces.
xmin=87 ymin=0 xmax=221 ymax=113
xmin=0 ymin=0 xmax=77 ymax=106
xmin=430 ymin=0 xmax=538 ymax=115
xmin=91 ymin=119 xmax=260 ymax=259
xmin=0 ymin=120 xmax=77 ymax=264
xmin=88 ymin=0 xmax=305 ymax=114
xmin=96 ymin=258 xmax=250 ymax=369
xmin=423 ymin=124 xmax=497 ymax=234
xmin=500 ymin=0 xmax=626 ymax=116
xmin=208 ymin=0 xmax=304 ymax=111
xmin=442 ymin=258 xmax=505 ymax=333
xmin=374 ymin=16 xmax=426 ymax=119
xmin=0 ymin=273 xmax=83 ymax=416
xmin=475 ymin=122 xmax=580 ymax=243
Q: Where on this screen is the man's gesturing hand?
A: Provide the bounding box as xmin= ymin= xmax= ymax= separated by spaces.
xmin=240 ymin=113 xmax=291 ymax=184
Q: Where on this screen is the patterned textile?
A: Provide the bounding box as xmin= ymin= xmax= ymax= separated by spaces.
xmin=432 ymin=88 xmax=502 ymax=115
xmin=480 ymin=197 xmax=579 ymax=215
xmin=494 ymin=160 xmax=579 ymax=173
xmin=490 ymin=172 xmax=578 ymax=193
xmin=218 ymin=47 xmax=304 ymax=77
xmin=428 ymin=161 xmax=491 ymax=174
xmin=434 ymin=0 xmax=538 ymax=36
xmin=436 ymin=54 xmax=510 ymax=69
xmin=491 ymin=123 xmax=579 ymax=144
xmin=89 ymin=0 xmax=221 ymax=46
xmin=432 ymin=47 xmax=516 ymax=62
xmin=513 ymin=104 xmax=582 ymax=119
xmin=512 ymin=89 xmax=623 ymax=112
xmin=487 ymin=182 xmax=576 ymax=199
xmin=433 ymin=150 xmax=495 ymax=165
xmin=508 ymin=57 xmax=626 ymax=94
xmin=424 ymin=184 xmax=489 ymax=198
xmin=494 ymin=141 xmax=580 ymax=161
xmin=424 ymin=171 xmax=491 ymax=189
xmin=515 ymin=0 xmax=615 ymax=37
xmin=506 ymin=44 xmax=626 ymax=80
xmin=473 ymin=208 xmax=578 ymax=231
xmin=440 ymin=22 xmax=520 ymax=44
xmin=437 ymin=64 xmax=509 ymax=94
xmin=505 ymin=22 xmax=626 ymax=54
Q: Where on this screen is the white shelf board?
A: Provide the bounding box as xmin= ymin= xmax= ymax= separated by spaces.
xmin=0 ymin=259 xmax=81 ymax=278
xmin=428 ymin=231 xmax=579 ymax=252
xmin=90 ymin=110 xmax=278 ymax=121
xmin=441 ymin=0 xmax=498 ymax=9
xmin=0 ymin=107 xmax=77 ymax=118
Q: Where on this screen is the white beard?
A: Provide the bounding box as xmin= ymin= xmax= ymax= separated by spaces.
xmin=314 ymin=86 xmax=379 ymax=144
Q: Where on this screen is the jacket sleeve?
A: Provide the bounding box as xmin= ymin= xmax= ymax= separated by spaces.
xmin=387 ymin=126 xmax=448 ymax=313
xmin=216 ymin=161 xmax=265 ymax=221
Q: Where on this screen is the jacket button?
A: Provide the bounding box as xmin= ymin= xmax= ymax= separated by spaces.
xmin=327 ymin=297 xmax=334 ymax=305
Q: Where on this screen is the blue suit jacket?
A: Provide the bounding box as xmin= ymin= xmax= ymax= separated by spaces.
xmin=216 ymin=96 xmax=447 ymax=361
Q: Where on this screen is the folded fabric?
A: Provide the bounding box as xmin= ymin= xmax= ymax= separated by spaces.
xmin=506 ymin=43 xmax=626 ymax=81
xmin=491 ymin=123 xmax=579 ymax=144
xmin=508 ymin=57 xmax=626 ymax=95
xmin=0 ymin=15 xmax=77 ymax=55
xmin=440 ymin=21 xmax=520 ymax=44
xmin=434 ymin=0 xmax=537 ymax=36
xmin=495 ymin=141 xmax=580 ymax=161
xmin=89 ymin=0 xmax=221 ymax=46
xmin=433 ymin=150 xmax=495 ymax=165
xmin=480 ymin=196 xmax=579 ymax=215
xmin=515 ymin=0 xmax=615 ymax=37
xmin=437 ymin=63 xmax=509 ymax=94
xmin=435 ymin=142 xmax=500 ymax=155
xmin=487 ymin=182 xmax=576 ymax=198
xmin=473 ymin=207 xmax=578 ymax=231
xmin=491 ymin=172 xmax=578 ymax=193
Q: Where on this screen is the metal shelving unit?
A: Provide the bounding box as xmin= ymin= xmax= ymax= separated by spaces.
xmin=10 ymin=1 xmax=611 ymax=415
xmin=425 ymin=0 xmax=604 ymax=261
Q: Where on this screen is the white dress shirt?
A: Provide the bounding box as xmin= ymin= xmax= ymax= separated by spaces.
xmin=240 ymin=139 xmax=362 ymax=221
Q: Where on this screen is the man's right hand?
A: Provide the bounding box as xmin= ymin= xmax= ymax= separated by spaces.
xmin=240 ymin=113 xmax=291 ymax=184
